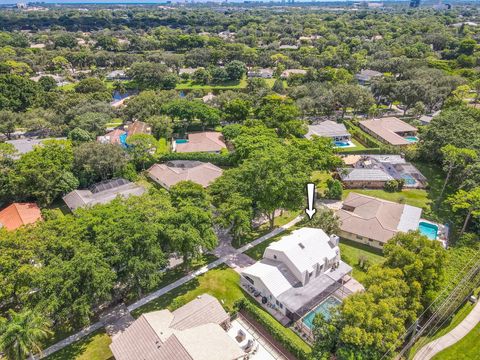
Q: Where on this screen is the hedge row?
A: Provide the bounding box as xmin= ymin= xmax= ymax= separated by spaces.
xmin=235 ymin=298 xmax=312 ymax=360
xmin=158 ymin=151 xmax=234 ymax=166
xmin=345 ymin=121 xmax=383 ymax=149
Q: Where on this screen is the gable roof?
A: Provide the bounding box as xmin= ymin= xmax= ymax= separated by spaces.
xmin=147 ymin=161 xmax=223 ymax=189
xmin=110 ymin=294 xmax=244 ymax=360
xmin=337 ymin=192 xmax=422 ymax=243
xmin=126 ymin=121 xmax=152 ymax=138
xmin=175 ymin=132 xmax=226 ymax=153
xmin=306 ymin=121 xmax=350 ymax=139
xmin=62 ymin=179 xmax=145 ymax=211
xmin=359 ymin=117 xmax=417 ymax=146
xmin=266 ymin=228 xmax=337 ymax=275
xmin=0 ymin=203 xmax=42 ymax=231
xmin=6 ymin=137 xmax=67 ymax=155
xmin=355 ymin=69 xmax=383 ymax=81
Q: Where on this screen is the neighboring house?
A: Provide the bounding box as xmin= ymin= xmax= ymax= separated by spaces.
xmin=106 ymin=70 xmax=129 ymax=81
xmin=305 ymin=121 xmax=351 ymax=142
xmin=278 ymin=44 xmax=299 ymax=50
xmin=97 ymin=129 xmax=125 ymax=145
xmin=147 ymin=161 xmax=223 ymax=189
xmin=30 ymin=43 xmax=46 ymax=49
xmin=30 ymin=74 xmax=70 ymax=87
xmin=451 ymin=21 xmax=478 ymax=27
xmin=419 ymin=110 xmax=441 ymax=125
xmin=218 ymin=31 xmax=236 ymax=40
xmin=179 ymin=68 xmax=199 ymax=76
xmin=338 ymin=154 xmax=427 ymax=189
xmin=110 ymin=294 xmax=245 ymax=360
xmin=241 ymin=228 xmax=353 ymax=321
xmin=359 ymin=117 xmax=418 ymax=146
xmin=62 ymin=178 xmax=145 ymax=211
xmin=173 ymin=132 xmax=227 ymax=153
xmin=247 ymin=68 xmax=274 ymax=79
xmin=338 ymin=168 xmax=393 ymax=188
xmin=202 ymin=92 xmax=216 ymax=103
xmin=125 ymin=121 xmax=152 ymax=139
xmin=355 ymin=69 xmax=382 ymax=85
xmin=336 ymin=192 xmax=422 ymax=249
xmin=0 ymin=203 xmax=42 ymax=231
xmin=280 ymin=69 xmax=307 ymax=78
xmin=6 ymin=137 xmax=67 ymax=156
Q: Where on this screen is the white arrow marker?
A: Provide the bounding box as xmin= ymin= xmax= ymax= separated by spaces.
xmin=305 ymin=183 xmax=316 ymax=220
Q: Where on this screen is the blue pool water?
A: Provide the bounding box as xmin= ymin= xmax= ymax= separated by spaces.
xmin=404 ymin=136 xmax=419 ymax=143
xmin=334 ymin=141 xmax=351 ymax=148
xmin=419 ymin=221 xmax=438 ymax=240
xmin=401 ymin=174 xmax=416 ymax=185
xmin=175 ymin=139 xmax=189 ymax=144
xmin=302 ymin=296 xmax=341 ymax=329
xmin=119 ymin=133 xmax=127 ymax=146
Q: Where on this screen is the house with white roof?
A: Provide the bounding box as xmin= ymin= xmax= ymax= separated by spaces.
xmin=306 ymin=120 xmax=352 ymax=143
xmin=241 ymin=228 xmax=352 ymax=321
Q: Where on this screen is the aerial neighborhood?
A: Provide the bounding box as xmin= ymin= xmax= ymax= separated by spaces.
xmin=0 ymin=2 xmax=480 ymax=360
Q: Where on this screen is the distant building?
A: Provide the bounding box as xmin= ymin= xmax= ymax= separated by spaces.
xmin=173 ymin=132 xmax=227 ymax=153
xmin=280 ymin=69 xmax=307 ymax=78
xmin=0 ymin=203 xmax=42 ymax=231
xmin=247 ymin=68 xmax=274 ymax=79
xmin=106 ymin=70 xmax=129 ymax=81
xmin=110 ymin=294 xmax=245 ymax=360
xmin=419 ymin=110 xmax=441 ymax=125
xmin=355 ymin=69 xmax=383 ymax=85
xmin=306 ymin=121 xmax=351 ymax=142
xmin=278 ymin=44 xmax=298 ymax=50
xmin=147 ymin=161 xmax=223 ymax=190
xmin=410 ymin=0 xmax=420 ymax=8
xmin=6 ymin=137 xmax=67 ymax=156
xmin=179 ymin=68 xmax=200 ymax=76
xmin=97 ymin=129 xmax=125 ymax=145
xmin=359 ymin=117 xmax=418 ymax=146
xmin=62 ymin=179 xmax=145 ymax=211
xmin=124 ymin=121 xmax=152 ymax=139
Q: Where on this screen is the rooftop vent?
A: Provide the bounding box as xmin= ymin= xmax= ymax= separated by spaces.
xmin=298 ymin=242 xmax=305 ymax=249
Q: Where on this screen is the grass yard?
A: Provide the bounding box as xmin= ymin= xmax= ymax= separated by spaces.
xmin=432 ymin=321 xmax=480 ymax=360
xmin=343 ymin=188 xmax=431 ymax=211
xmin=44 ymin=330 xmax=113 ymax=360
xmin=131 ymin=266 xmax=245 ymax=316
xmin=311 ymin=170 xmax=333 ymax=195
xmin=337 ymin=137 xmax=367 ymax=152
xmin=338 ymin=238 xmax=384 ymax=283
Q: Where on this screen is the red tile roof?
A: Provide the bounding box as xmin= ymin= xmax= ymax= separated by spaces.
xmin=0 ymin=203 xmax=42 ymax=231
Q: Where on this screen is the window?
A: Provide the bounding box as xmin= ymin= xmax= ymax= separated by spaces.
xmin=273 ymin=255 xmax=277 ymax=260
xmin=356 ymin=235 xmax=363 ymax=240
xmin=244 ymin=276 xmax=254 ymax=285
xmin=309 ymin=271 xmax=313 ymax=278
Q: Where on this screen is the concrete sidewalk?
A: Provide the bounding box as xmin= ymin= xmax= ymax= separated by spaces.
xmin=413 ymin=300 xmax=480 ymax=360
xmin=38 ymin=215 xmax=303 ymax=359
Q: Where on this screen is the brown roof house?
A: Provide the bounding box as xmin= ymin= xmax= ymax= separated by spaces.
xmin=359 ymin=117 xmax=418 ymax=146
xmin=173 ymin=132 xmax=227 ymax=153
xmin=0 ymin=203 xmax=42 ymax=231
xmin=125 ymin=121 xmax=152 ymax=139
xmin=147 ymin=161 xmax=223 ymax=190
xmin=336 ymin=192 xmax=422 ymax=249
xmin=110 ymin=294 xmax=245 ymax=360
xmin=97 ymin=129 xmax=125 ymax=145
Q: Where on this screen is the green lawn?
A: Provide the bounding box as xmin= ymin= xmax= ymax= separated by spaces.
xmin=343 ymin=188 xmax=431 ymax=211
xmin=337 ymin=137 xmax=367 ymax=152
xmin=155 ymin=137 xmax=170 ymax=155
xmin=44 ymin=330 xmax=113 ymax=360
xmin=338 ymin=238 xmax=384 ymax=283
xmin=311 ymin=170 xmax=333 ymax=195
xmin=432 ymin=321 xmax=480 ymax=360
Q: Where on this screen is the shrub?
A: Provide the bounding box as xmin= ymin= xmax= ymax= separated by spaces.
xmin=384 ymin=179 xmax=405 ymax=192
xmin=235 ymin=298 xmax=312 ymax=360
xmin=325 ymin=179 xmax=343 ymax=200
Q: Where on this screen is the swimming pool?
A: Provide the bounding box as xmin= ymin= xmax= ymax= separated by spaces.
xmin=334 ymin=141 xmax=353 ymax=148
xmin=175 ymin=139 xmax=189 ymax=144
xmin=419 ymin=221 xmax=438 ymax=240
xmin=302 ymin=296 xmax=341 ymax=329
xmin=401 ymin=174 xmax=416 ymax=185
xmin=404 ymin=136 xmax=419 ymax=143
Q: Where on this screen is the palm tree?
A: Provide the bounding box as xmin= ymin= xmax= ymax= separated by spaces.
xmin=0 ymin=309 xmax=52 ymax=360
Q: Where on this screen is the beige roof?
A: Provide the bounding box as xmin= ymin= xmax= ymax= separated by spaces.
xmin=126 ymin=121 xmax=152 ymax=138
xmin=337 ymin=192 xmax=422 ymax=243
xmin=175 ymin=132 xmax=226 ymax=153
xmin=359 ymin=117 xmax=417 ymax=146
xmin=147 ymin=161 xmax=223 ymax=189
xmin=110 ymin=294 xmax=243 ymax=360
